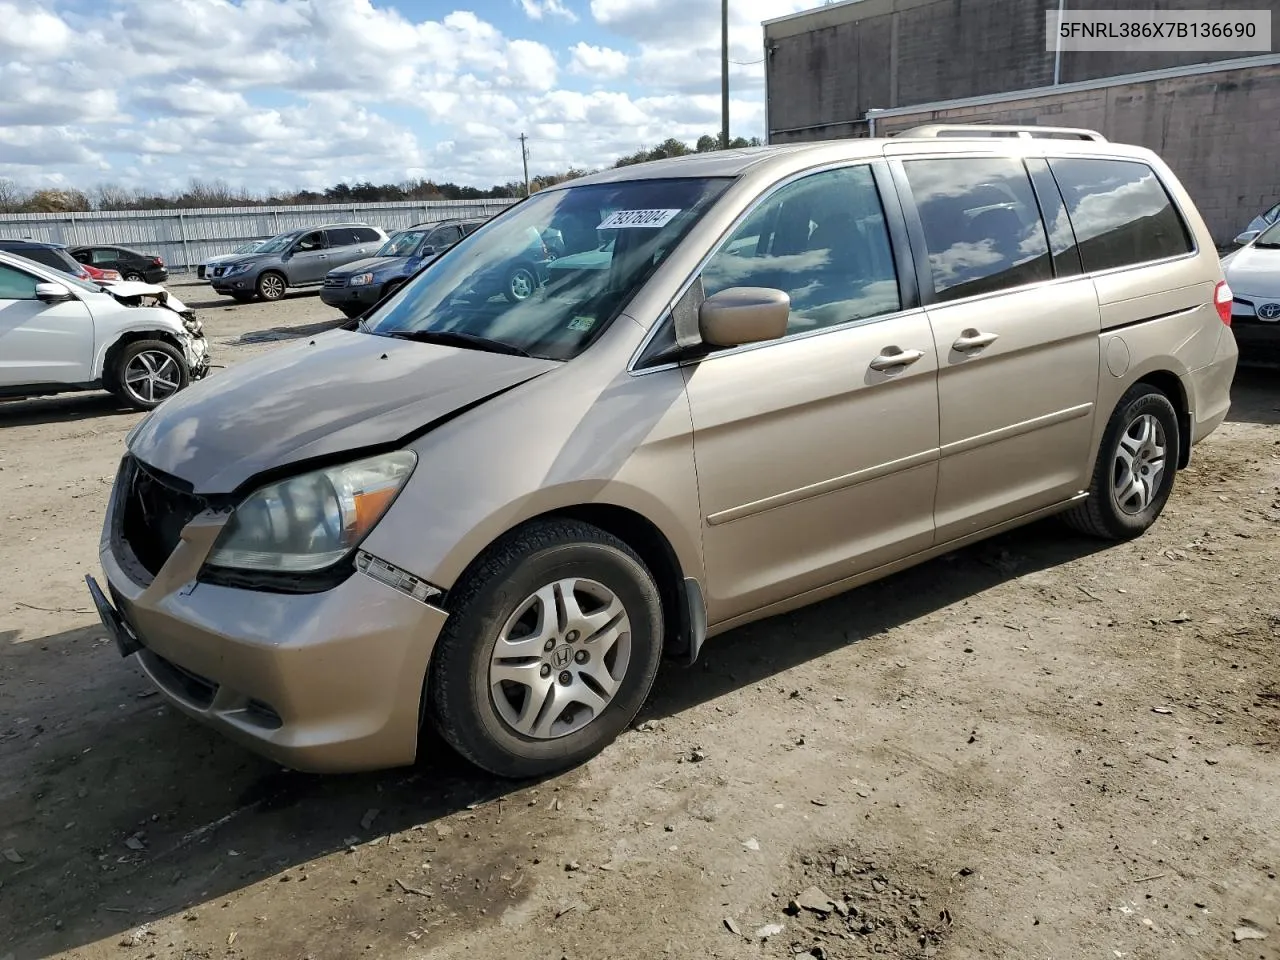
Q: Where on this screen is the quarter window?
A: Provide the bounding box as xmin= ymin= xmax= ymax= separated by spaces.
xmin=353 ymin=227 xmax=383 ymax=243
xmin=1048 ymin=159 xmax=1193 ymax=272
xmin=903 ymin=157 xmax=1052 ymax=302
xmin=701 ymin=165 xmax=901 ymax=335
xmin=0 ymin=263 xmax=38 ymax=300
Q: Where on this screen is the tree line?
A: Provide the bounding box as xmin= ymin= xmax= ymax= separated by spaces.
xmin=0 ymin=133 xmax=763 ymax=215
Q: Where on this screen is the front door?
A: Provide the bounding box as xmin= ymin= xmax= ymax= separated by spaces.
xmin=0 ymin=263 xmax=94 ymax=387
xmin=682 ymin=164 xmax=941 ymax=624
xmin=895 ymin=155 xmax=1101 ymax=543
xmin=287 ymin=230 xmax=330 ymax=284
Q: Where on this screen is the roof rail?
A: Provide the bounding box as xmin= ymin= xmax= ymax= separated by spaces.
xmin=894 ymin=123 xmax=1107 ymax=142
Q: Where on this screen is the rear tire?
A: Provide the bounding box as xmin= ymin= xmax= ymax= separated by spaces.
xmin=427 ymin=519 xmax=664 ymax=779
xmin=502 ymin=263 xmax=538 ymax=303
xmin=1063 ymin=383 xmax=1180 ymax=541
xmin=256 ymin=271 xmax=286 ymax=301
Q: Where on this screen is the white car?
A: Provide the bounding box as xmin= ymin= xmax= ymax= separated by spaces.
xmin=0 ymin=250 xmax=210 ymax=410
xmin=197 ymin=240 xmax=268 ymax=281
xmin=1222 ymin=221 xmax=1280 ymax=326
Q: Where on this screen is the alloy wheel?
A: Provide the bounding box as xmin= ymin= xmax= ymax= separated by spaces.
xmin=489 ymin=577 xmax=632 ymax=740
xmin=123 ymin=350 xmax=182 ymax=406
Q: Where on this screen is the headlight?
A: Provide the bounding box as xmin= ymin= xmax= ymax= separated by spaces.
xmin=225 ymin=263 xmax=251 ymax=276
xmin=205 ymin=451 xmax=416 ymax=573
xmin=349 ymin=273 xmax=374 ymax=286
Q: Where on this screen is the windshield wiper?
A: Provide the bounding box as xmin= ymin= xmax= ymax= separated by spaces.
xmin=1252 ymin=241 xmax=1280 ymax=249
xmin=383 ymin=329 xmax=532 ymax=357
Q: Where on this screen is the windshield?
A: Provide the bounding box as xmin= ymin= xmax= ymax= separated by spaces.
xmin=364 ymin=177 xmax=731 ymax=361
xmin=254 ymin=232 xmax=298 ymax=255
xmin=235 ymin=240 xmax=265 ymax=254
xmin=1254 ymin=219 xmax=1280 ymax=247
xmin=378 ymin=230 xmax=428 ymax=258
xmin=53 ymin=267 xmax=104 ymax=293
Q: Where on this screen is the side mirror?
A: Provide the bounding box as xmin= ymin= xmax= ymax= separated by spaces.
xmin=1235 ymin=230 xmax=1261 ymax=246
xmin=698 ymin=287 xmax=790 ymax=348
xmin=35 ymin=281 xmax=73 ymax=303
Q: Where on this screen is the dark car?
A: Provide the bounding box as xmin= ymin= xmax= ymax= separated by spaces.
xmin=0 ymin=239 xmax=93 ymax=281
xmin=70 ymin=245 xmax=168 ymax=283
xmin=321 ymin=218 xmax=485 ymax=318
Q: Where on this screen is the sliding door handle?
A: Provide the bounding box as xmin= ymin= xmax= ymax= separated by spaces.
xmin=869 ymin=347 xmax=926 ymax=371
xmin=952 ymin=329 xmax=999 ymax=352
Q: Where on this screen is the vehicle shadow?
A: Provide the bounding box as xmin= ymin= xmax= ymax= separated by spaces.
xmin=0 ymin=392 xmax=137 ymax=429
xmin=0 ymin=520 xmax=1106 ymax=959
xmin=181 ymin=289 xmax=323 ymax=311
xmin=1226 ymin=364 xmax=1280 ymax=426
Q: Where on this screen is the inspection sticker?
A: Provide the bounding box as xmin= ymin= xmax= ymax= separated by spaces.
xmin=598 ymin=208 xmax=681 ymax=229
xmin=568 ymin=315 xmax=596 ymax=331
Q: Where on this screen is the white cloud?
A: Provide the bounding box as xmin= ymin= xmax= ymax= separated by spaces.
xmin=568 ymin=42 xmax=629 ymax=79
xmin=0 ymin=0 xmax=804 ymax=194
xmin=519 ymin=0 xmax=579 ymax=21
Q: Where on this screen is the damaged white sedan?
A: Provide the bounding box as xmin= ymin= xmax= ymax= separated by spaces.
xmin=0 ymin=251 xmax=209 ymax=411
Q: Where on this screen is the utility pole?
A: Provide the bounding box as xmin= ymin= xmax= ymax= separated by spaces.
xmin=519 ymin=133 xmax=531 ymax=197
xmin=720 ymin=0 xmax=730 ymax=149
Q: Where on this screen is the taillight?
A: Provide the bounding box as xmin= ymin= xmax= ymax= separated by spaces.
xmin=151 ymin=256 xmax=164 ymax=266
xmin=1213 ymin=280 xmax=1232 ymax=326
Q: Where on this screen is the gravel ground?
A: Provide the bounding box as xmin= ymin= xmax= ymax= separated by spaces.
xmin=2 ymin=284 xmax=1278 ymax=960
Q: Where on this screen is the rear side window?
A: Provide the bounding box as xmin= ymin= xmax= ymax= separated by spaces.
xmin=353 ymin=227 xmax=382 ymax=243
xmin=90 ymin=249 xmax=117 ymax=265
xmin=429 ymin=225 xmax=463 ymax=247
xmin=1047 ymin=158 xmax=1192 ymax=272
xmin=462 ymin=220 xmax=484 ymax=235
xmin=325 ymin=228 xmax=358 ymax=247
xmin=0 ymin=263 xmax=38 ymax=300
xmin=903 ymin=157 xmax=1052 ymax=302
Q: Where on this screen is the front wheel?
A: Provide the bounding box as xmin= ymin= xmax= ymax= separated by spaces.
xmin=110 ymin=340 xmax=190 ymax=411
xmin=124 ymin=272 xmax=144 ymax=282
xmin=502 ymin=264 xmax=538 ymax=303
xmin=428 ymin=519 xmax=664 ymax=778
xmin=256 ymin=271 xmax=286 ymax=301
xmin=1063 ymin=383 xmax=1180 ymax=540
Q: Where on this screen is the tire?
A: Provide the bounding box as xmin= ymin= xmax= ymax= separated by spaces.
xmin=428 ymin=518 xmax=664 ymax=778
xmin=109 ymin=339 xmax=190 ymax=411
xmin=502 ymin=263 xmax=538 ymax=303
xmin=124 ymin=271 xmax=144 ymax=282
xmin=256 ymin=271 xmax=286 ymax=301
xmin=1063 ymin=383 xmax=1180 ymax=541
xmin=230 ymin=292 xmax=255 ymax=303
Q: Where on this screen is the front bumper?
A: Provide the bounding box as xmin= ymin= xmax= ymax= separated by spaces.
xmin=211 ymin=272 xmax=254 ymax=294
xmin=185 ymin=335 xmax=211 ymax=379
xmin=320 ymin=283 xmax=382 ymax=310
xmin=94 ymin=466 xmax=446 ymax=773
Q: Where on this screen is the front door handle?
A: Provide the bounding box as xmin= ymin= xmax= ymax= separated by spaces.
xmin=952 ymin=329 xmax=999 ymax=352
xmin=869 ymin=347 xmax=926 ymax=371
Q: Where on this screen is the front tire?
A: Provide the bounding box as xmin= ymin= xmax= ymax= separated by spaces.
xmin=428 ymin=519 xmax=663 ymax=778
xmin=124 ymin=271 xmax=144 ymax=282
xmin=109 ymin=339 xmax=189 ymax=411
xmin=1064 ymin=383 xmax=1180 ymax=540
xmin=502 ymin=263 xmax=538 ymax=303
xmin=256 ymin=271 xmax=286 ymax=301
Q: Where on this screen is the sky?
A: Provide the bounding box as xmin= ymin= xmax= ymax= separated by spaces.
xmin=0 ymin=0 xmax=819 ymax=195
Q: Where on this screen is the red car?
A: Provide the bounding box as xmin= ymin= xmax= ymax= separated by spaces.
xmin=81 ymin=262 xmax=123 ymax=281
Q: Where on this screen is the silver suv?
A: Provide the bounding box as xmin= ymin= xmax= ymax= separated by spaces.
xmin=209 ymin=223 xmax=388 ymax=302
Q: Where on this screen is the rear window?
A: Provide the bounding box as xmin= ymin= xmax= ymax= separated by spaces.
xmin=1047 ymin=158 xmax=1193 ymax=272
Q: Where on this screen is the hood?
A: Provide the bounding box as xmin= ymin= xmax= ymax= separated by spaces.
xmin=99 ymin=280 xmax=193 ymax=319
xmin=128 ymin=329 xmax=559 ymax=493
xmin=1223 ymin=245 xmax=1280 ymax=295
xmin=217 ymin=252 xmax=271 ymax=268
xmin=326 ymin=255 xmax=405 ymax=277
xmin=203 ymin=252 xmax=243 ymax=266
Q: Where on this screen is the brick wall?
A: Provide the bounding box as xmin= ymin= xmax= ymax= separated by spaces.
xmin=870 ymin=63 xmax=1280 ymax=243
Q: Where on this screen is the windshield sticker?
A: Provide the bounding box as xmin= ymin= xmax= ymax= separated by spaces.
xmin=568 ymin=316 xmax=597 ymax=331
xmin=598 ymin=209 xmax=681 ymax=229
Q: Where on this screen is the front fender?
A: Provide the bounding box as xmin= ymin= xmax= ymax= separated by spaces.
xmin=92 ymin=309 xmax=192 ymax=379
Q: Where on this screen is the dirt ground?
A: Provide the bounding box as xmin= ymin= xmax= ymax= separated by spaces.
xmin=2 ymin=284 xmax=1278 ymax=960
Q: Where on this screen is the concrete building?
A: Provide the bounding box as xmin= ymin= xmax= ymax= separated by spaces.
xmin=763 ymin=0 xmax=1280 ymax=242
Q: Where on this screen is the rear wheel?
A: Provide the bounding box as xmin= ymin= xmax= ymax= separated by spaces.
xmin=256 ymin=271 xmax=286 ymax=301
xmin=1063 ymin=383 xmax=1180 ymax=540
xmin=124 ymin=271 xmax=144 ymax=282
xmin=109 ymin=339 xmax=189 ymax=411
xmin=428 ymin=519 xmax=664 ymax=778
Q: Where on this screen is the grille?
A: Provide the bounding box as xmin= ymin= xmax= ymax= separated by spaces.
xmin=196 ymin=264 xmax=206 ymax=279
xmin=118 ymin=457 xmax=207 ymax=577
xmin=323 ymin=276 xmax=345 ymax=288
xmin=211 ymin=265 xmax=226 ymax=278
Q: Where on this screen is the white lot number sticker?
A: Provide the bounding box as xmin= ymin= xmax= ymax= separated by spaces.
xmin=599 ymin=209 xmax=681 ymax=229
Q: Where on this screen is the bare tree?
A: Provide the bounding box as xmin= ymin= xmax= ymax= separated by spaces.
xmin=0 ymin=178 xmax=27 ymax=213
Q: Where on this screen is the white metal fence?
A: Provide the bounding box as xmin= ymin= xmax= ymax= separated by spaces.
xmin=0 ymin=198 xmax=518 ymax=275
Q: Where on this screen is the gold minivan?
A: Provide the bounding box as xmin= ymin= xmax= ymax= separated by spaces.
xmin=88 ymin=126 xmax=1239 ymax=777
